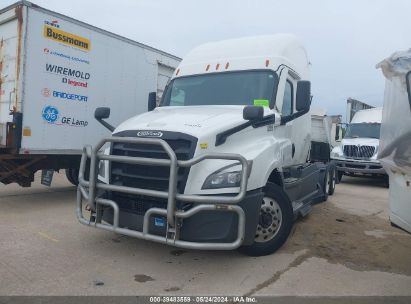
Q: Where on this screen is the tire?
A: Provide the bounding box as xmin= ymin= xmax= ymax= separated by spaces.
xmin=383 ymin=175 xmax=389 ymax=188
xmin=65 ymin=168 xmax=79 ymax=186
xmin=322 ymin=168 xmax=330 ymax=202
xmin=239 ymin=183 xmax=294 ymax=256
xmin=328 ymin=167 xmax=336 ymax=195
xmin=337 ymin=171 xmax=344 ymax=182
xmin=65 ymin=168 xmax=75 ymax=185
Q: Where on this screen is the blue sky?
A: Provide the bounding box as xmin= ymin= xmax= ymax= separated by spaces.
xmin=2 ymin=0 xmax=409 ymax=119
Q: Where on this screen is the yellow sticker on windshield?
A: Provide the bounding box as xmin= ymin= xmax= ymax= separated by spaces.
xmin=200 ymin=143 xmax=208 ymax=149
xmin=253 ymin=99 xmax=269 ymax=107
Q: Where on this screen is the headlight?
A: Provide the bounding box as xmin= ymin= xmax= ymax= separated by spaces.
xmin=331 ymin=146 xmax=343 ymax=158
xmin=371 ymin=146 xmax=379 ymax=159
xmin=330 ymin=151 xmax=340 ymax=158
xmin=202 ymin=170 xmax=242 ymax=189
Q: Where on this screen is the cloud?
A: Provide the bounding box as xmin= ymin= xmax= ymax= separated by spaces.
xmin=2 ymin=0 xmax=409 ymax=118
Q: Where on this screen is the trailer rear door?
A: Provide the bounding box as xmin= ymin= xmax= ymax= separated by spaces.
xmin=0 ymin=6 xmax=23 ymax=147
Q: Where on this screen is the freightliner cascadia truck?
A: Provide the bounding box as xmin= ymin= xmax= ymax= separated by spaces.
xmin=0 ymin=1 xmax=180 ymax=186
xmin=77 ymin=35 xmax=336 ymax=256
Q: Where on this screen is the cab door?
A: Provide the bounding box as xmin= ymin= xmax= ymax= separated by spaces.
xmin=273 ymin=68 xmax=295 ymax=167
xmin=274 ymin=68 xmax=311 ymax=167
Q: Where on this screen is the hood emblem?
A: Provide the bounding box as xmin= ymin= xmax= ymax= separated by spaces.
xmin=136 ymin=130 xmax=163 ymax=138
xmin=184 ymin=123 xmax=201 ymax=128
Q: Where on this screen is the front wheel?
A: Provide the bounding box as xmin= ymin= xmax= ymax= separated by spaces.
xmin=238 ymin=183 xmax=294 ymax=256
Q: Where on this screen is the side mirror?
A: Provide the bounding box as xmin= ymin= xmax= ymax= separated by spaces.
xmin=148 ymin=92 xmax=157 ymax=111
xmin=94 ymin=107 xmax=115 ymax=132
xmin=296 ymin=80 xmax=311 ymax=112
xmin=337 ymin=122 xmax=347 ymax=140
xmin=94 ymin=107 xmax=110 ymax=120
xmin=335 ymin=125 xmax=341 ymax=141
xmin=243 ymin=105 xmax=264 ymax=121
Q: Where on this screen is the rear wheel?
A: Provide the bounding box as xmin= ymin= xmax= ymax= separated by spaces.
xmin=383 ymin=175 xmax=389 ymax=188
xmin=328 ymin=167 xmax=336 ymax=195
xmin=337 ymin=171 xmax=344 ymax=182
xmin=239 ymin=183 xmax=294 ymax=256
xmin=321 ymin=168 xmax=330 ymax=202
xmin=65 ymin=168 xmax=79 ymax=186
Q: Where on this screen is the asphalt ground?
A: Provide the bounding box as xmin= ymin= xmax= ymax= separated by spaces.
xmin=0 ymin=173 xmax=410 ymax=296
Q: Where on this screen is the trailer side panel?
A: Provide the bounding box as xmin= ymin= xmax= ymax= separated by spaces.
xmin=20 ymin=7 xmax=179 ymax=154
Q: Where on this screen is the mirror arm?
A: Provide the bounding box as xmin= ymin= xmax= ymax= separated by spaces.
xmin=96 ymin=118 xmax=115 ymax=132
xmin=280 ymin=108 xmax=309 ymax=125
xmin=216 ymin=114 xmax=274 ymax=146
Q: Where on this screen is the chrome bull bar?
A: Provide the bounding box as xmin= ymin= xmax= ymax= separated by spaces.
xmin=76 ymin=137 xmax=250 ymax=250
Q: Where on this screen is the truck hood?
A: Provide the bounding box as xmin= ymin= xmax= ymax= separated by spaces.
xmin=113 ymin=106 xmax=258 ymax=137
xmin=341 ymin=137 xmax=380 ymax=147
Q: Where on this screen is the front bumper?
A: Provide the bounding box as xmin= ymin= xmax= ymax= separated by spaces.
xmin=76 ymin=136 xmax=259 ymax=250
xmin=333 ymin=158 xmax=386 ymax=175
xmin=100 ymin=190 xmax=263 ymax=246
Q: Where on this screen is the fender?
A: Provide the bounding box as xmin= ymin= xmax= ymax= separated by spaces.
xmin=184 ymin=128 xmax=290 ymax=195
xmin=266 ymin=169 xmax=284 ymax=188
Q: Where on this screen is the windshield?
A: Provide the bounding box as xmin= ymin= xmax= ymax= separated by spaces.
xmin=161 ymin=70 xmax=278 ymax=107
xmin=344 ymin=123 xmax=381 ymax=139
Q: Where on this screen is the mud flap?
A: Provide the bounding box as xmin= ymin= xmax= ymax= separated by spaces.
xmin=41 ymin=169 xmax=54 ymax=186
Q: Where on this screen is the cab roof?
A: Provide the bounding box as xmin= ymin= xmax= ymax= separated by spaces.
xmin=174 ymin=34 xmax=310 ymax=80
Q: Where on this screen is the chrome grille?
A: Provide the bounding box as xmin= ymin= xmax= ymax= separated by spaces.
xmin=110 ymin=131 xmax=197 ymax=193
xmin=343 ymin=145 xmax=375 ymax=159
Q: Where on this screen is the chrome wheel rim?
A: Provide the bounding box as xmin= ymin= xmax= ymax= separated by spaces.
xmin=255 ymin=197 xmax=282 ymax=243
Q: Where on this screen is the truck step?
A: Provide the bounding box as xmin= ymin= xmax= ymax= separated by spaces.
xmin=292 ymin=201 xmax=303 ymax=212
xmin=292 ymin=201 xmax=312 ymax=217
xmin=284 ymin=177 xmax=299 ymax=184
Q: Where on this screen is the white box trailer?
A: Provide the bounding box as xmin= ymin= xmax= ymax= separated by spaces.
xmin=377 ymin=49 xmax=411 ymax=234
xmin=0 ymin=1 xmax=180 ymax=186
xmin=310 ymin=108 xmax=342 ymax=149
xmin=309 ymin=108 xmax=341 ymax=192
xmin=346 ymin=98 xmax=374 ymax=123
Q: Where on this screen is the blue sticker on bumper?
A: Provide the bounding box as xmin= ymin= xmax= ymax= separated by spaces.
xmin=154 ymin=217 xmax=165 ymax=227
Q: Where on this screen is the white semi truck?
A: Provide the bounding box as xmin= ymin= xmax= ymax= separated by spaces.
xmin=331 ymin=107 xmax=386 ymax=181
xmin=377 ymin=49 xmax=411 ymax=233
xmin=0 ymin=1 xmax=180 ymax=186
xmin=77 ymin=34 xmax=336 ymax=256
